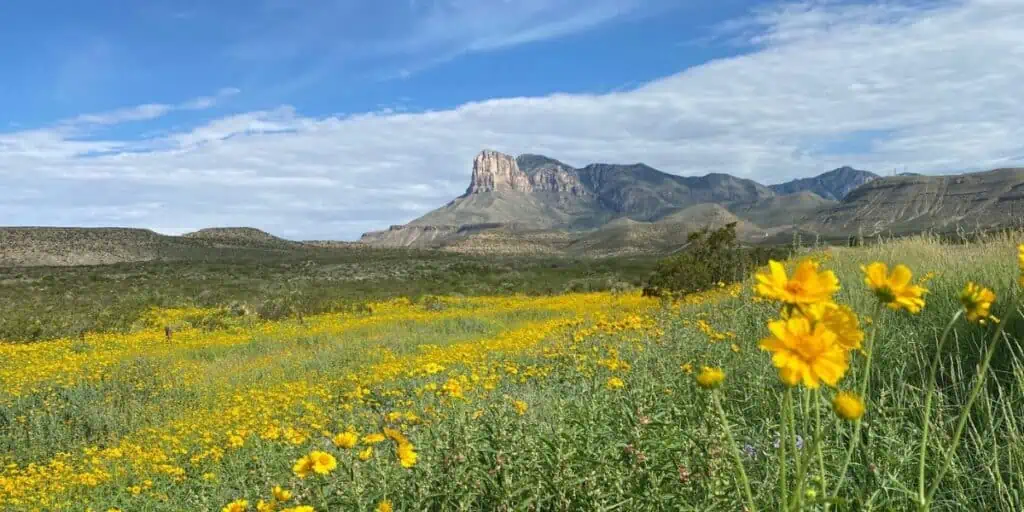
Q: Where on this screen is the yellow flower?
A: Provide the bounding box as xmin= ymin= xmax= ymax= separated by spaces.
xmin=332 ymin=432 xmax=358 ymax=449
xmin=755 ymin=259 xmax=840 ymax=305
xmin=606 ymin=377 xmax=625 ymax=390
xmin=960 ymin=282 xmax=997 ymax=324
xmin=376 ymin=499 xmax=394 ymax=512
xmin=759 ymin=315 xmax=849 ymax=388
xmin=680 ymin=362 xmax=694 ymax=374
xmin=512 ymin=400 xmax=528 ymax=415
xmin=730 ymin=343 xmax=741 ymax=353
xmin=358 ymin=446 xmax=374 ymax=461
xmin=293 ymin=451 xmax=337 ymax=478
xmin=272 ymin=485 xmax=292 ymax=502
xmin=798 ymin=302 xmax=864 ymax=350
xmin=362 ymin=433 xmax=386 ymax=445
xmin=257 ymin=500 xmax=274 ymax=512
xmin=1017 ymin=244 xmax=1024 ymax=287
xmin=396 ymin=441 xmax=418 ymax=468
xmin=280 ymin=507 xmax=314 ymax=512
xmin=862 ymin=262 xmax=927 ymax=313
xmin=222 ymin=499 xmax=249 ymax=512
xmin=383 ymin=427 xmax=408 ymax=445
xmin=442 ymin=378 xmax=464 ymax=398
xmin=695 ymin=367 xmax=725 ymax=389
xmin=832 ymin=391 xmax=865 ymax=421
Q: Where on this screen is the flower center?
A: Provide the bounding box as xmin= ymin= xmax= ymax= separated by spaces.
xmin=785 ymin=281 xmax=806 ymax=296
xmin=874 ymin=286 xmax=896 ymax=304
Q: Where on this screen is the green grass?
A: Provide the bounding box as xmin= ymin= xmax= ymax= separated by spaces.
xmin=0 ymin=249 xmax=655 ymax=342
xmin=2 ymin=233 xmax=1023 ymax=511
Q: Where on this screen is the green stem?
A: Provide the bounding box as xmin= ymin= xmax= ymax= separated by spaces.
xmin=789 ymin=402 xmax=823 ymax=511
xmin=925 ymin=314 xmax=1010 ymax=504
xmin=832 ymin=302 xmax=883 ymax=496
xmin=780 ymin=388 xmax=791 ymax=512
xmin=917 ymin=309 xmax=963 ymax=508
xmin=788 ymin=388 xmax=801 ymax=510
xmin=815 ymin=389 xmax=828 ymax=506
xmin=712 ymin=391 xmax=757 ymax=512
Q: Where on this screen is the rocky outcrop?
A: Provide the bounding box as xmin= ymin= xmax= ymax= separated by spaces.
xmin=468 ymin=150 xmax=590 ymax=198
xmin=467 ymin=150 xmax=532 ymax=193
xmin=530 ymin=166 xmax=588 ymax=196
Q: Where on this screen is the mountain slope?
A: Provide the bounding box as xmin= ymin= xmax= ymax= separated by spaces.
xmin=813 ymin=167 xmax=1024 ymax=236
xmin=769 ymin=166 xmax=879 ymax=200
xmin=729 ymin=191 xmax=838 ymax=228
xmin=362 ymin=149 xmax=775 ymax=247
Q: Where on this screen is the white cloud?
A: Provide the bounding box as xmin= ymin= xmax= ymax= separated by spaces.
xmin=59 ymin=88 xmax=239 ymax=129
xmin=2 ymin=0 xmax=1024 ymax=240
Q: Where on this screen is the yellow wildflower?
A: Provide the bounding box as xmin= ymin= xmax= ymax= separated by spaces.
xmin=358 ymin=446 xmax=374 ymax=461
xmin=272 ymin=485 xmax=292 ymax=502
xmin=376 ymin=500 xmax=394 ymax=512
xmin=384 ymin=427 xmax=408 ymax=445
xmin=1018 ymin=244 xmax=1024 ymax=286
xmin=332 ymin=432 xmax=358 ymax=449
xmin=755 ymin=259 xmax=840 ymax=305
xmin=293 ymin=451 xmax=336 ymax=478
xmin=680 ymin=362 xmax=694 ymax=374
xmin=512 ymin=400 xmax=528 ymax=415
xmin=280 ymin=507 xmax=314 ymax=512
xmin=759 ymin=315 xmax=849 ymax=388
xmin=222 ymin=499 xmax=249 ymax=512
xmin=396 ymin=441 xmax=418 ymax=468
xmin=862 ymin=262 xmax=927 ymax=313
xmin=362 ymin=433 xmax=386 ymax=445
xmin=832 ymin=391 xmax=865 ymax=421
xmin=960 ymin=282 xmax=997 ymax=324
xmin=606 ymin=377 xmax=625 ymax=390
xmin=257 ymin=500 xmax=273 ymax=512
xmin=695 ymin=367 xmax=725 ymax=389
xmin=798 ymin=302 xmax=864 ymax=350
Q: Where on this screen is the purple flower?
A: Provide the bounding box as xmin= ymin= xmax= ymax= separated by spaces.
xmin=743 ymin=444 xmax=757 ymax=459
xmin=772 ymin=434 xmax=805 ymax=450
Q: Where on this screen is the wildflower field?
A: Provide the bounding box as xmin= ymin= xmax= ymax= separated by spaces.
xmin=2 ymin=235 xmax=1024 ymax=511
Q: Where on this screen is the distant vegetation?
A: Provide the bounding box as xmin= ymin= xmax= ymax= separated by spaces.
xmin=642 ymin=223 xmax=792 ymax=298
xmin=0 ymin=247 xmax=656 ymax=342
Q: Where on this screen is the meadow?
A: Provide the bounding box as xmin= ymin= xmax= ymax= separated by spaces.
xmin=1 ymin=236 xmax=1023 ymax=511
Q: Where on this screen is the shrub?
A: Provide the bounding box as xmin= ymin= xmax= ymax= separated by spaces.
xmin=642 ymin=223 xmax=791 ymax=297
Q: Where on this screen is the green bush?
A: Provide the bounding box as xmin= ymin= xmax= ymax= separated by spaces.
xmin=642 ymin=223 xmax=791 ymax=297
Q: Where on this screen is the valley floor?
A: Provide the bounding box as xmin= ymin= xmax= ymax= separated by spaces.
xmin=2 ymin=235 xmax=1024 ymax=511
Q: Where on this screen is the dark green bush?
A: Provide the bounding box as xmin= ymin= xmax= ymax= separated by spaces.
xmin=642 ymin=223 xmax=791 ymax=298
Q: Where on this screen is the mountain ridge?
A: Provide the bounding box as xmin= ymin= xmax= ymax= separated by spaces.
xmin=360 ymin=150 xmax=1024 ymax=255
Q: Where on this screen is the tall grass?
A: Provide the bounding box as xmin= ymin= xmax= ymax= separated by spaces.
xmin=0 ymin=233 xmax=1021 ymax=510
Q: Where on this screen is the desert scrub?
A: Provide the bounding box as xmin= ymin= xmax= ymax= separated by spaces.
xmin=0 ymin=250 xmax=656 ymax=342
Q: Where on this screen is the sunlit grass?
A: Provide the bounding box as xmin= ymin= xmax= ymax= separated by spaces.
xmin=1 ymin=233 xmax=1023 ymax=510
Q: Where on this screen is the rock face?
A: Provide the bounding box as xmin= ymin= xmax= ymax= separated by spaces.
xmin=769 ymin=166 xmax=879 ymax=200
xmin=468 ymin=149 xmax=589 ymax=197
xmin=467 ymin=150 xmax=533 ymax=193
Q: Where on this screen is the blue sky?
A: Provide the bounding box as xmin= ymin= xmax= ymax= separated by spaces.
xmin=1 ymin=0 xmax=1023 ymax=239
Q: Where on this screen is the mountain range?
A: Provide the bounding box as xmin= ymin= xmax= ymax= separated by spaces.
xmin=359 ymin=149 xmax=1024 ymax=256
xmin=5 ymin=150 xmax=1024 ymax=266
